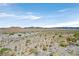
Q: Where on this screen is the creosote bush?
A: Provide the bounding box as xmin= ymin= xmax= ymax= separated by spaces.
xmin=49 ymin=52 xmax=53 ymax=56
xmin=0 ymin=48 xmax=11 ymax=56
xmin=74 ymin=32 xmax=79 ymax=38
xmin=18 ymin=34 xmax=22 ymax=36
xmin=42 ymin=46 xmax=47 ymax=51
xmin=75 ymin=43 xmax=79 ymax=46
xmin=66 ymin=37 xmax=77 ymax=43
xmin=59 ymin=35 xmax=62 ymax=37
xmin=74 ymin=32 xmax=79 ymax=40
xmin=53 ymin=36 xmax=55 ymax=38
xmin=3 ymin=32 xmax=15 ymax=35
xmin=29 ymin=48 xmax=37 ymax=55
xmin=25 ymin=40 xmax=31 ymax=46
xmin=26 ymin=40 xmax=31 ymax=43
xmin=14 ymin=46 xmax=17 ymax=51
xmin=59 ymin=41 xmax=68 ymax=47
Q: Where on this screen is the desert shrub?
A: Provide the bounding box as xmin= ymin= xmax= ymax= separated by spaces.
xmin=75 ymin=43 xmax=79 ymax=46
xmin=21 ymin=52 xmax=24 ymax=55
xmin=52 ymin=52 xmax=59 ymax=56
xmin=8 ymin=32 xmax=15 ymax=35
xmin=50 ymin=41 xmax=53 ymax=44
xmin=25 ymin=40 xmax=31 ymax=46
xmin=55 ymin=33 xmax=57 ymax=35
xmin=14 ymin=46 xmax=17 ymax=51
xmin=45 ymin=37 xmax=47 ymax=40
xmin=75 ymin=41 xmax=79 ymax=46
xmin=52 ymin=36 xmax=55 ymax=38
xmin=59 ymin=35 xmax=62 ymax=37
xmin=42 ymin=46 xmax=47 ymax=51
xmin=18 ymin=34 xmax=21 ymax=36
xmin=26 ymin=40 xmax=31 ymax=43
xmin=2 ymin=32 xmax=8 ymax=34
xmin=25 ymin=36 xmax=28 ymax=38
xmin=35 ymin=46 xmax=37 ymax=48
xmin=59 ymin=41 xmax=68 ymax=47
xmin=67 ymin=49 xmax=73 ymax=54
xmin=66 ymin=37 xmax=77 ymax=43
xmin=74 ymin=32 xmax=79 ymax=38
xmin=46 ymin=44 xmax=48 ymax=47
xmin=49 ymin=52 xmax=53 ymax=56
xmin=3 ymin=32 xmax=15 ymax=35
xmin=0 ymin=48 xmax=11 ymax=55
xmin=74 ymin=32 xmax=79 ymax=40
xmin=29 ymin=48 xmax=37 ymax=54
xmin=49 ymin=44 xmax=52 ymax=47
xmin=45 ymin=34 xmax=47 ymax=36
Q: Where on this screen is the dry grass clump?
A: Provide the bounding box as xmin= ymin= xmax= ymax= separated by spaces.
xmin=28 ymin=48 xmax=38 ymax=55
xmin=49 ymin=52 xmax=53 ymax=56
xmin=66 ymin=37 xmax=77 ymax=43
xmin=3 ymin=32 xmax=15 ymax=35
xmin=0 ymin=48 xmax=15 ymax=56
xmin=59 ymin=35 xmax=62 ymax=37
xmin=75 ymin=43 xmax=79 ymax=46
xmin=74 ymin=32 xmax=79 ymax=38
xmin=14 ymin=46 xmax=17 ymax=51
xmin=18 ymin=34 xmax=22 ymax=36
xmin=52 ymin=36 xmax=55 ymax=38
xmin=60 ymin=36 xmax=78 ymax=47
xmin=42 ymin=46 xmax=47 ymax=51
xmin=25 ymin=39 xmax=31 ymax=46
xmin=59 ymin=41 xmax=69 ymax=47
xmin=0 ymin=29 xmax=79 ymax=56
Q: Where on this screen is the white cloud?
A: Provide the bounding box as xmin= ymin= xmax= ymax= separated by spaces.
xmin=58 ymin=9 xmax=69 ymax=13
xmin=22 ymin=15 xmax=41 ymax=20
xmin=0 ymin=3 xmax=10 ymax=6
xmin=26 ymin=12 xmax=33 ymax=14
xmin=42 ymin=20 xmax=79 ymax=28
xmin=0 ymin=13 xmax=16 ymax=17
xmin=0 ymin=12 xmax=41 ymax=20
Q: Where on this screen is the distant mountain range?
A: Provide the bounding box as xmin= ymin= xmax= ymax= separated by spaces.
xmin=0 ymin=27 xmax=79 ymax=29
xmin=50 ymin=27 xmax=79 ymax=29
xmin=0 ymin=27 xmax=79 ymax=33
xmin=24 ymin=27 xmax=79 ymax=29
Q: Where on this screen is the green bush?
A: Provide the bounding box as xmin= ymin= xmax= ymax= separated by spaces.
xmin=59 ymin=35 xmax=62 ymax=37
xmin=74 ymin=32 xmax=79 ymax=40
xmin=42 ymin=46 xmax=47 ymax=51
xmin=3 ymin=32 xmax=14 ymax=35
xmin=74 ymin=32 xmax=79 ymax=38
xmin=66 ymin=37 xmax=77 ymax=43
xmin=26 ymin=40 xmax=31 ymax=43
xmin=29 ymin=48 xmax=37 ymax=55
xmin=59 ymin=41 xmax=68 ymax=47
xmin=18 ymin=34 xmax=21 ymax=36
xmin=75 ymin=43 xmax=79 ymax=46
xmin=49 ymin=52 xmax=53 ymax=56
xmin=9 ymin=33 xmax=15 ymax=35
xmin=0 ymin=48 xmax=11 ymax=55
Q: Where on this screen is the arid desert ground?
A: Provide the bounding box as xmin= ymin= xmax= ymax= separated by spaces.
xmin=0 ymin=27 xmax=79 ymax=56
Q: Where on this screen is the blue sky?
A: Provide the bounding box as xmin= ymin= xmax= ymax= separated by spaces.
xmin=0 ymin=3 xmax=79 ymax=28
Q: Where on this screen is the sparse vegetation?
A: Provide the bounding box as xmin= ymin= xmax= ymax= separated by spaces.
xmin=0 ymin=28 xmax=79 ymax=56
xmin=18 ymin=34 xmax=22 ymax=36
xmin=59 ymin=41 xmax=68 ymax=47
xmin=42 ymin=46 xmax=47 ymax=51
xmin=0 ymin=48 xmax=11 ymax=56
xmin=49 ymin=52 xmax=53 ymax=56
xmin=74 ymin=32 xmax=79 ymax=38
xmin=59 ymin=35 xmax=62 ymax=37
xmin=66 ymin=37 xmax=77 ymax=43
